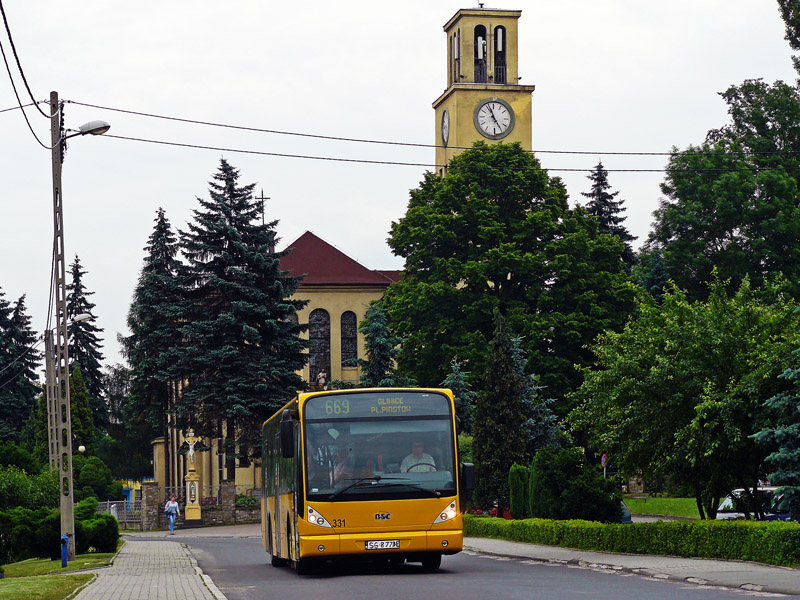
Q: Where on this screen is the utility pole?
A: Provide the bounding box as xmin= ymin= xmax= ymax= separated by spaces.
xmin=48 ymin=90 xmax=76 ymax=561
xmin=44 ymin=330 xmax=58 ymax=469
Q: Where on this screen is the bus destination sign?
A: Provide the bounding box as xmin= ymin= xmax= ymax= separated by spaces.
xmin=304 ymin=392 xmax=450 ymax=420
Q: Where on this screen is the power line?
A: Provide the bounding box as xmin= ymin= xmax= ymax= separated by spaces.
xmin=102 ymin=133 xmax=796 ymax=174
xmin=67 ymin=99 xmax=800 ymax=158
xmin=0 ymin=38 xmax=51 ymax=149
xmin=0 ymin=0 xmax=51 ymax=117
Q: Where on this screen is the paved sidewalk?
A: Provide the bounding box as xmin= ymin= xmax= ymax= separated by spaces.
xmin=465 ymin=537 xmax=800 ymax=596
xmin=73 ymin=538 xmax=225 ymax=600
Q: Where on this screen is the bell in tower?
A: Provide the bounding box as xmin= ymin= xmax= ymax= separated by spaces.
xmin=433 ymin=7 xmax=536 ymax=173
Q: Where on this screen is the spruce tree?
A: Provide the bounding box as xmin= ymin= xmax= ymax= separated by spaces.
xmin=440 ymin=359 xmax=476 ymax=434
xmin=358 ymin=301 xmax=414 ymax=388
xmin=69 ymin=365 xmax=95 ymax=453
xmin=581 ymin=161 xmax=636 ymax=270
xmin=472 ymin=313 xmax=528 ymax=511
xmin=510 ymin=335 xmax=560 ymax=454
xmin=754 ymin=343 xmax=800 ymax=520
xmin=0 ymin=289 xmax=41 ymax=442
xmin=176 ymin=159 xmax=307 ymax=473
xmin=121 ymin=208 xmax=185 ymax=485
xmin=66 ymin=255 xmax=106 ymax=429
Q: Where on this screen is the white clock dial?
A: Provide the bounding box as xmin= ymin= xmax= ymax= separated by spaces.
xmin=474 ymin=99 xmax=514 ymax=140
xmin=441 ymin=109 xmax=450 ymax=146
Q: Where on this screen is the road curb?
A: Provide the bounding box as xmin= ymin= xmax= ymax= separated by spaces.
xmin=180 ymin=543 xmax=229 ymax=600
xmin=464 ymin=545 xmax=800 ymax=597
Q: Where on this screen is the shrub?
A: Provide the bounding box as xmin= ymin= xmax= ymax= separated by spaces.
xmin=77 ymin=457 xmax=115 ymax=500
xmin=508 ymin=463 xmax=531 ymax=519
xmin=235 ymin=494 xmax=258 ymax=508
xmin=457 ymin=434 xmax=473 ymax=464
xmin=75 ymin=497 xmax=99 ymax=522
xmin=86 ymin=513 xmax=119 ymax=553
xmin=0 ymin=497 xmax=118 ymax=563
xmin=464 ymin=516 xmax=800 ymax=566
xmin=529 ymin=447 xmax=621 ymax=523
xmin=0 ymin=442 xmax=40 ymax=474
xmin=0 ymin=466 xmax=58 ymax=511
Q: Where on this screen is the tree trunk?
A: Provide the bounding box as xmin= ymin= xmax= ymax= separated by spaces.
xmin=694 ymin=482 xmax=707 ymax=520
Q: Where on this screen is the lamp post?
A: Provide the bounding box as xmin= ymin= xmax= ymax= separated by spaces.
xmin=46 ymin=90 xmax=109 ymax=561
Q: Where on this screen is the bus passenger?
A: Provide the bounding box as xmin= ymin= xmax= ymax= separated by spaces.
xmin=331 ymin=442 xmax=352 ymax=485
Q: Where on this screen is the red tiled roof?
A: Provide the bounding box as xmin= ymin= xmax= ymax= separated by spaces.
xmin=280 ymin=231 xmax=400 ymax=286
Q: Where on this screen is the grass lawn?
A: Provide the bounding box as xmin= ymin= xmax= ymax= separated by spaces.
xmin=624 ymin=496 xmax=700 ymax=518
xmin=0 ymin=573 xmax=93 ymax=600
xmin=3 ymin=552 xmax=116 ymax=578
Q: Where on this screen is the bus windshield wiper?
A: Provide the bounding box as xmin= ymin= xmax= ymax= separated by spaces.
xmin=368 ymin=481 xmax=442 ymax=498
xmin=328 ymin=475 xmax=405 ymax=500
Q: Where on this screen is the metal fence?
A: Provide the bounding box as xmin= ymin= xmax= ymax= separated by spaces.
xmin=97 ymin=500 xmax=142 ymax=530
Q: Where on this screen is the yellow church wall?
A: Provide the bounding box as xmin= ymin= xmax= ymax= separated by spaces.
xmin=292 ymin=285 xmax=389 ymax=385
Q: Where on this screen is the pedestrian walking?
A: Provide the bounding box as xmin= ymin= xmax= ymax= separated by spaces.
xmin=164 ymin=494 xmax=180 ymax=535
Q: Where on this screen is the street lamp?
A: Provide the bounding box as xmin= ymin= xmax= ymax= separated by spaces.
xmin=46 ymin=90 xmax=109 ymax=562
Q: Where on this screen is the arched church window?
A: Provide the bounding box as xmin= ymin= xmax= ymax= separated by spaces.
xmin=309 ymin=309 xmax=330 ymax=386
xmin=474 ymin=25 xmax=487 ymax=83
xmin=341 ymin=311 xmax=358 ymax=368
xmin=494 ymin=26 xmax=507 ymax=83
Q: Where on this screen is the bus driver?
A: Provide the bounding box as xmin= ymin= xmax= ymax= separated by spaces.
xmin=400 ymin=439 xmax=436 ymax=472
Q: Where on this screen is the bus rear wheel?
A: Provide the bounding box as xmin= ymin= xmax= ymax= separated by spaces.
xmin=421 ymin=553 xmax=442 ymax=571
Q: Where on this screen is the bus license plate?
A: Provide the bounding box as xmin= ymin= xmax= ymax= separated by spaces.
xmin=365 ymin=540 xmax=400 ymax=550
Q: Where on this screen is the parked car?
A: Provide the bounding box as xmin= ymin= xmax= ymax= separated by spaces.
xmin=716 ymin=486 xmax=793 ymax=521
xmin=620 ymin=500 xmax=633 ymax=524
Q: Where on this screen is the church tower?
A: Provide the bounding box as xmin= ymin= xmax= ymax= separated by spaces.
xmin=433 ymin=7 xmax=536 ymax=172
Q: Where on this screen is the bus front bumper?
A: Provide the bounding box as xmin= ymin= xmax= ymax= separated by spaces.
xmin=299 ymin=530 xmax=463 ymax=559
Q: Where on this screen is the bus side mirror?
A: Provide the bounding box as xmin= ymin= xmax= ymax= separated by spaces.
xmin=280 ymin=410 xmax=294 ymax=458
xmin=461 ymin=463 xmax=475 ymax=501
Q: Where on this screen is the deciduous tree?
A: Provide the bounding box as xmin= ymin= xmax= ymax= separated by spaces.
xmin=648 ymin=79 xmax=800 ymax=301
xmin=571 ymin=276 xmax=800 ymax=518
xmin=385 ymin=143 xmax=634 ymax=411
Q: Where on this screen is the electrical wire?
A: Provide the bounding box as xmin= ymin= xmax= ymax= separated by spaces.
xmin=0 ymin=0 xmax=52 ymax=117
xmin=0 ymin=37 xmax=51 ymax=149
xmin=68 ymin=99 xmax=799 ymax=158
xmin=102 ymin=133 xmax=797 ymax=174
xmin=0 ymin=337 xmax=42 ymax=381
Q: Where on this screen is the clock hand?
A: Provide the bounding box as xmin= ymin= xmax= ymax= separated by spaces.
xmin=487 ymin=106 xmax=501 ymax=127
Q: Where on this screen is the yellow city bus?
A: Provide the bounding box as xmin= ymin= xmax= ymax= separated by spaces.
xmin=261 ymin=388 xmax=474 ymax=574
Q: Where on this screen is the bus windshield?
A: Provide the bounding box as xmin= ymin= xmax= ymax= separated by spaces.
xmin=303 ymin=391 xmax=456 ymax=501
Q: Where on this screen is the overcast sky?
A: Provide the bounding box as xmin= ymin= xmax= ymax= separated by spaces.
xmin=0 ymin=1 xmax=796 ymax=373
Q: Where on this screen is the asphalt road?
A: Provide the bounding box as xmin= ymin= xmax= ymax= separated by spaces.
xmin=135 ymin=534 xmax=782 ymax=600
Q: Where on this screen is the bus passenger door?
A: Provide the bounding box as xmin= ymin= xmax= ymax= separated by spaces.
xmin=273 ymin=432 xmax=282 ymax=557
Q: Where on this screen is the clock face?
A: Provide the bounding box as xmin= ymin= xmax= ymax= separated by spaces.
xmin=474 ymin=98 xmax=514 ymax=140
xmin=441 ymin=109 xmax=450 ymax=146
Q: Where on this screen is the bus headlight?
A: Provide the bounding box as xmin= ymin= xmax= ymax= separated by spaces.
xmin=307 ymin=506 xmax=333 ymax=528
xmin=433 ymin=502 xmax=458 ymax=524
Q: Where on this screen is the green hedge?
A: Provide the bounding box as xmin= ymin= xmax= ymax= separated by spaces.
xmin=464 ymin=515 xmax=800 ymax=567
xmin=0 ymin=498 xmax=119 ymax=564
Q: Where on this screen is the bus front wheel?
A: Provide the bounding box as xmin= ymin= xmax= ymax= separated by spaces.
xmin=421 ymin=553 xmax=442 ymax=571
